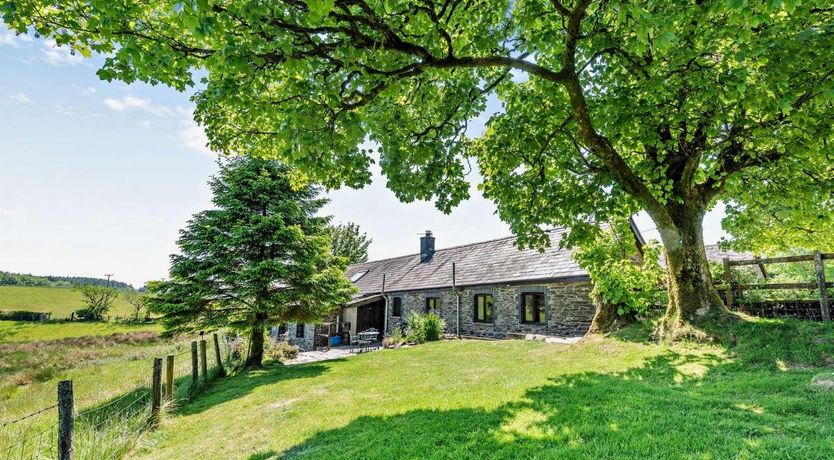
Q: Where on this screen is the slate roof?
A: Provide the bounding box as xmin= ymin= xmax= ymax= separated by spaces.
xmin=345 ymin=228 xmax=589 ymax=300
xmin=704 ymin=245 xmax=754 ymax=262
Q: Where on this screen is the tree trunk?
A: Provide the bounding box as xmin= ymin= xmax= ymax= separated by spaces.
xmin=653 ymin=203 xmax=729 ymax=340
xmin=246 ymin=323 xmax=265 ymax=367
xmin=588 ymin=296 xmax=636 ymax=334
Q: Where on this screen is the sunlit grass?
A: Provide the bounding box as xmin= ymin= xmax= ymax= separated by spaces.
xmin=134 ymin=318 xmax=834 ymax=459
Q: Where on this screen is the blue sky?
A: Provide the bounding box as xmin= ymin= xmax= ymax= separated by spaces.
xmin=0 ymin=25 xmax=727 ymax=287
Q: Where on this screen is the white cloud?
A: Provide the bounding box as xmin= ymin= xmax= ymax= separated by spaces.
xmin=42 ymin=39 xmax=83 ymax=66
xmin=82 ymin=86 xmax=97 ymax=95
xmin=103 ymin=96 xmax=175 ymax=117
xmin=178 ymin=120 xmax=215 ymax=156
xmin=178 ymin=119 xmax=217 ymax=156
xmin=9 ymin=92 xmax=32 ymax=104
xmin=0 ymin=208 xmax=17 ymax=217
xmin=56 ymin=104 xmax=77 ymax=117
xmin=139 ymin=120 xmax=152 ymax=129
xmin=0 ymin=30 xmax=32 ymax=48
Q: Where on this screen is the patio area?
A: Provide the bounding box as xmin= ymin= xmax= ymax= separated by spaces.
xmin=286 ymin=343 xmax=381 ymax=365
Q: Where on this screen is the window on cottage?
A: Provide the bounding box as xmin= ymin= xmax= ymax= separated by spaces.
xmin=520 ymin=292 xmax=546 ymax=324
xmin=278 ymin=323 xmax=288 ymax=335
xmin=474 ymin=294 xmax=493 ymax=323
xmin=392 ymin=297 xmax=402 ymax=317
xmin=425 ymin=296 xmax=440 ymax=314
xmin=296 ymin=323 xmax=305 ymax=338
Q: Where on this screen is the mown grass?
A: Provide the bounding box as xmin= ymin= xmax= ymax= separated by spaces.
xmin=134 ymin=317 xmax=834 ymax=460
xmin=0 ymin=286 xmax=136 ymax=319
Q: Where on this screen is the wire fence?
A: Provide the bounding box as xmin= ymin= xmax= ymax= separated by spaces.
xmin=0 ymin=333 xmax=230 ymax=460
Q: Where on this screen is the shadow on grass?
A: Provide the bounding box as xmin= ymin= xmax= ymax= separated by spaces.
xmin=174 ymin=360 xmax=343 ymax=417
xmin=608 ymin=315 xmax=834 ymax=370
xmin=267 ymin=349 xmax=833 ymax=459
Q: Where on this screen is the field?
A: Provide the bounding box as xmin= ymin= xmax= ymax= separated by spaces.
xmin=134 ymin=318 xmax=834 ymax=460
xmin=0 ymin=321 xmax=169 ymax=415
xmin=0 ymin=319 xmax=197 ymax=460
xmin=0 ymin=286 xmax=136 ymax=319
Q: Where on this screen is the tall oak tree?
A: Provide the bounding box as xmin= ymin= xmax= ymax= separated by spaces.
xmin=5 ymin=0 xmax=832 ymax=336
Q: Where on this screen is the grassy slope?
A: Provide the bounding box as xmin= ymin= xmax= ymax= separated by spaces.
xmin=0 ymin=320 xmax=210 ymax=460
xmin=0 ymin=322 xmax=177 ymax=418
xmin=136 ymin=318 xmax=834 ymax=460
xmin=0 ymin=286 xmax=135 ymax=318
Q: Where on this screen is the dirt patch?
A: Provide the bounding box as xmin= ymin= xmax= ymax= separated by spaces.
xmin=269 ymin=397 xmax=302 ymax=410
xmin=810 ymin=373 xmax=834 ymax=391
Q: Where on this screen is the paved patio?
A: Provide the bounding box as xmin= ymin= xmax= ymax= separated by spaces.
xmin=285 ymin=345 xmax=379 ymax=365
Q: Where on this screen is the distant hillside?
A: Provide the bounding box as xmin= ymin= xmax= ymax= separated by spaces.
xmin=0 ymin=286 xmax=136 ymax=318
xmin=0 ymin=271 xmax=133 ymax=290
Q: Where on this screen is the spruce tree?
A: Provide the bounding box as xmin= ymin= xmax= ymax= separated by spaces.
xmin=148 ymin=157 xmax=356 ymax=366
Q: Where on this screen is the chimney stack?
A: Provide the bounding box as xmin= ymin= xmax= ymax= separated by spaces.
xmin=420 ymin=230 xmax=435 ymax=263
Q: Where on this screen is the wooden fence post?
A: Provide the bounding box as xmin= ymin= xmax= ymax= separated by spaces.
xmin=151 ymin=358 xmax=162 ymax=426
xmin=200 ymin=339 xmax=208 ymax=381
xmin=57 ymin=380 xmax=73 ymax=460
xmin=813 ymin=250 xmax=830 ymax=321
xmin=723 ymin=257 xmax=734 ymax=310
xmin=191 ymin=341 xmax=198 ymax=384
xmin=165 ymin=354 xmax=174 ymax=402
xmin=213 ymin=333 xmax=225 ymax=377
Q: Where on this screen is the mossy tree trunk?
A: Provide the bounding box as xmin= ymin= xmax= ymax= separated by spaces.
xmin=653 ymin=202 xmax=728 ymax=340
xmin=588 ymin=297 xmax=637 ymax=334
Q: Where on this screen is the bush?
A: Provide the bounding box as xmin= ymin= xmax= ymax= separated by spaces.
xmin=405 ymin=311 xmax=445 ymax=344
xmin=0 ymin=310 xmax=51 ymax=321
xmin=266 ymin=340 xmax=299 ymax=363
xmin=74 ymin=306 xmax=104 ymax=321
xmin=424 ymin=312 xmax=445 ymax=341
xmin=573 ymin=219 xmax=666 ymax=318
xmin=383 ymin=328 xmax=404 ymax=348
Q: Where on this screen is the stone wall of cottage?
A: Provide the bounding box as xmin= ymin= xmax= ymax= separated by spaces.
xmin=286 ymin=322 xmax=316 ymax=351
xmin=385 ymin=281 xmax=596 ymax=338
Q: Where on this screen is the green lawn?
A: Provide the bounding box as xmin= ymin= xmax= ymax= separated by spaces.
xmin=0 ymin=286 xmax=136 ymax=319
xmin=134 ymin=318 xmax=834 ymax=459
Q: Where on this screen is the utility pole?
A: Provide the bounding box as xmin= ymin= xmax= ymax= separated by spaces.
xmin=104 ymin=273 xmax=114 ymax=287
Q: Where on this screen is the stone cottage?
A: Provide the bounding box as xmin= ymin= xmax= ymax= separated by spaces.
xmin=335 ymin=225 xmax=647 ymax=344
xmin=279 ymin=227 xmax=619 ymax=349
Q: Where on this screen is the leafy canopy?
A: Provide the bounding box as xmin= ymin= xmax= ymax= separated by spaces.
xmin=3 ymin=0 xmax=832 ymax=252
xmin=146 ymin=157 xmax=356 ymax=336
xmin=327 ymin=222 xmax=372 ymax=264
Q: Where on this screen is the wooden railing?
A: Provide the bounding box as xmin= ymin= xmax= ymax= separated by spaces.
xmin=717 ymin=251 xmax=832 ymax=321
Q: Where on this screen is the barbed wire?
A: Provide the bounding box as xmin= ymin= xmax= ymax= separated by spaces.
xmin=0 ymin=422 xmax=56 ymax=460
xmin=0 ymin=404 xmax=57 ymax=429
xmin=0 ymin=335 xmax=230 ymax=459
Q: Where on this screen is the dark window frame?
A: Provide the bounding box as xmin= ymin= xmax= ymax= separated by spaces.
xmin=391 ymin=297 xmax=403 ymax=317
xmin=425 ymin=296 xmax=440 ymax=313
xmin=520 ymin=292 xmax=546 ymax=324
xmin=295 ymin=323 xmax=305 ymax=338
xmin=473 ymin=293 xmax=494 ymax=323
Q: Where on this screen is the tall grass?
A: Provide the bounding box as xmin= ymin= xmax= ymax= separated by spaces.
xmin=0 ymin=339 xmax=229 ymax=459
